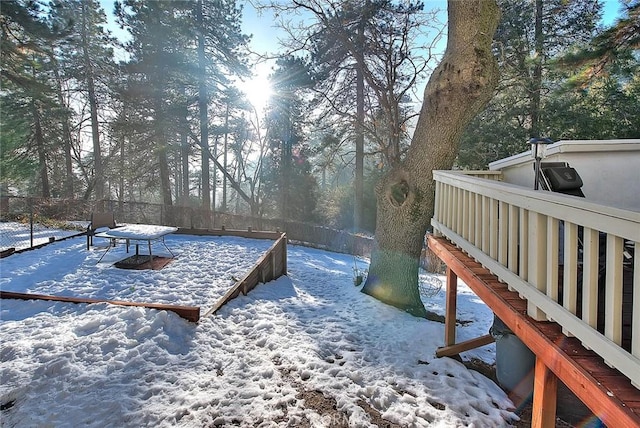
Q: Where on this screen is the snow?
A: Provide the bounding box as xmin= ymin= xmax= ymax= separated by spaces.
xmin=0 ymin=230 xmax=517 ymax=427
xmin=95 ymin=224 xmax=179 ymax=240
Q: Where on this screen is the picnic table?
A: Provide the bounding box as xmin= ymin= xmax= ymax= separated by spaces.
xmin=94 ymin=224 xmax=178 ymax=263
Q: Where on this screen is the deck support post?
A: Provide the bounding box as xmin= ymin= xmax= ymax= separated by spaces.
xmin=532 ymin=358 xmax=558 ymax=428
xmin=436 ymin=266 xmax=496 ymax=358
xmin=445 ymin=267 xmax=458 ymax=346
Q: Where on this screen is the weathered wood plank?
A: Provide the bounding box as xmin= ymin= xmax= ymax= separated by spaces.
xmin=436 ymin=334 xmax=494 ymax=358
xmin=1 ymin=290 xmax=200 ymax=322
xmin=174 ymin=227 xmax=282 ymax=240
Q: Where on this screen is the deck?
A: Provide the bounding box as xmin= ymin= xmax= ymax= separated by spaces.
xmin=429 ymin=170 xmax=640 ymax=427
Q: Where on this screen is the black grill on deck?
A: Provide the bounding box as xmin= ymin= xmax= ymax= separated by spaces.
xmin=538 ymin=162 xmax=585 ymax=197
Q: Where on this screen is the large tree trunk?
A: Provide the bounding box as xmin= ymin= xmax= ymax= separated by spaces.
xmin=81 ymin=2 xmax=104 ymax=201
xmin=32 ymin=99 xmax=50 ymax=198
xmin=52 ymin=65 xmax=74 ymax=198
xmin=354 ymin=16 xmax=365 ymax=231
xmin=361 ymin=0 xmax=500 ymax=316
xmin=197 ymin=0 xmax=210 ymax=210
xmin=529 ymin=0 xmax=544 ymax=138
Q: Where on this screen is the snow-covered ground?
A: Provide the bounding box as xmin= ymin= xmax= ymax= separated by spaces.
xmin=0 ymin=231 xmax=516 ymax=427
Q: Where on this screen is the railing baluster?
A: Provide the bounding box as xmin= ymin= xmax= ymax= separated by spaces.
xmin=490 ymin=198 xmax=498 ymax=260
xmin=498 ymin=201 xmax=508 ymax=266
xmin=434 ymin=180 xmax=441 ymax=225
xmin=475 ymin=193 xmax=482 ymax=248
xmin=519 ymin=208 xmax=529 ymax=281
xmin=633 ymin=241 xmax=640 ymax=359
xmin=546 ymin=217 xmax=559 ymax=304
xmin=582 ymin=227 xmax=600 ymax=329
xmin=442 ymin=183 xmax=449 ymax=228
xmin=563 ymin=222 xmax=579 ymax=336
xmin=450 ymin=186 xmax=457 ymax=232
xmin=458 ymin=189 xmax=464 ymax=237
xmin=508 ymin=204 xmax=519 ymax=285
xmin=467 ymin=190 xmax=475 ymax=244
xmin=528 ymin=211 xmax=547 ymax=321
xmin=442 ymin=184 xmax=453 ymax=227
xmin=605 ymin=235 xmax=624 ymax=346
xmin=462 ymin=190 xmax=470 ymax=240
xmin=482 ymin=196 xmax=490 ymax=254
xmin=441 ymin=183 xmax=448 ymax=228
xmin=451 ymin=187 xmax=462 ymax=233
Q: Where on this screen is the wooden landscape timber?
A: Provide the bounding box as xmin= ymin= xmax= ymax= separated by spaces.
xmin=0 ymin=290 xmax=200 ymax=322
xmin=204 ymin=232 xmax=287 ymax=317
xmin=174 ymin=226 xmax=282 ymax=240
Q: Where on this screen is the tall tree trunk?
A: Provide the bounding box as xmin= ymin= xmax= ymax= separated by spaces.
xmin=179 ymin=85 xmax=190 ymax=206
xmin=52 ymin=65 xmax=74 ymax=198
xmin=354 ymin=16 xmax=365 ymax=231
xmin=222 ymin=103 xmax=229 ymax=212
xmin=158 ymin=144 xmax=173 ymax=208
xmin=154 ymin=92 xmax=173 ymax=209
xmin=235 ymin=150 xmax=242 ymax=214
xmin=530 ymin=0 xmax=544 ymax=138
xmin=280 ymin=105 xmax=292 ymax=220
xmin=197 ymin=0 xmax=210 ymax=210
xmin=119 ymin=129 xmax=125 ymax=214
xmin=81 ymin=2 xmax=104 ymax=200
xmin=32 ymin=99 xmax=50 ymax=198
xmin=362 ymin=0 xmax=500 ymax=316
xmin=212 ymin=135 xmax=218 ymax=210
xmin=181 ymin=130 xmax=190 ymax=205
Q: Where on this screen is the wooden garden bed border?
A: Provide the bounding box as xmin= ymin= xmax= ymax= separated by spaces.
xmin=203 ymin=232 xmax=287 ymax=317
xmin=174 ymin=227 xmax=289 ymax=317
xmin=0 ymin=290 xmax=200 ymax=322
xmin=1 ymin=228 xmax=288 ymax=323
xmin=173 ymin=226 xmax=282 ymax=240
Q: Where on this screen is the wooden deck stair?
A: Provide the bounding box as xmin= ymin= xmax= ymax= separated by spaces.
xmin=428 ymin=235 xmax=640 ymax=428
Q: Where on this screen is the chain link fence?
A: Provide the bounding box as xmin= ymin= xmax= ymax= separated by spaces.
xmin=0 ymin=196 xmax=92 ymax=253
xmin=0 ymin=196 xmax=376 ymax=258
xmin=0 ymin=196 xmax=451 ymax=272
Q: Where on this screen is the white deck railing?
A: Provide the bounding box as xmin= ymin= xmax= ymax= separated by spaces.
xmin=431 ymin=170 xmax=640 ymax=388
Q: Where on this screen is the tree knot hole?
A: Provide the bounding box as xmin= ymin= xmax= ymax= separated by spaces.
xmin=389 ymin=179 xmax=410 ymax=207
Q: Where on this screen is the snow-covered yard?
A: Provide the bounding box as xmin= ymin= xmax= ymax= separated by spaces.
xmin=0 ymin=232 xmax=516 ymax=427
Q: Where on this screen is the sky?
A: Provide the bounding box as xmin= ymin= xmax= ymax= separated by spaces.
xmin=0 ymin=224 xmax=521 ymax=426
xmin=239 ymin=0 xmax=624 ymax=54
xmin=97 ymin=0 xmax=626 ymax=110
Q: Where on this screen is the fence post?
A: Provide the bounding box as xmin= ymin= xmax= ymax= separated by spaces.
xmin=29 ymin=197 xmax=34 ymax=248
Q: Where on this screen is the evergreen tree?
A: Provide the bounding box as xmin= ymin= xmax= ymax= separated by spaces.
xmin=49 ymin=0 xmax=116 ymax=199
xmin=114 ymin=0 xmax=195 ymax=207
xmin=458 ymin=0 xmax=603 ymax=168
xmin=0 ymin=0 xmax=71 ymax=196
xmin=262 ymin=57 xmax=318 ymax=221
xmin=559 ymin=0 xmax=639 ymax=84
xmin=546 ymin=0 xmax=640 ymax=140
xmin=191 ymin=0 xmax=249 ymax=210
xmin=114 ymin=0 xmax=249 ymax=208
